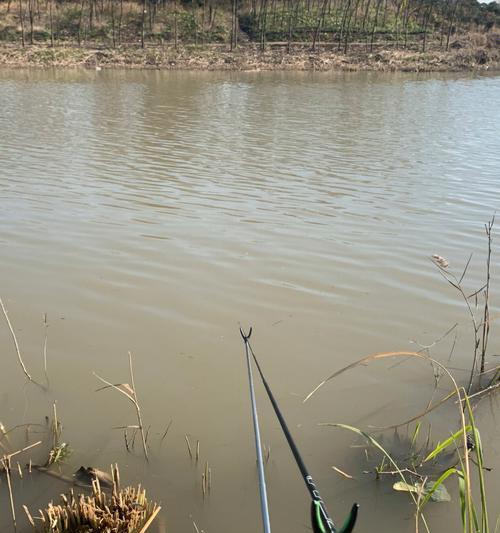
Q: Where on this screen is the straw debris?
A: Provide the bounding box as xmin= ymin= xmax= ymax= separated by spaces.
xmin=25 ymin=464 xmax=161 ymax=533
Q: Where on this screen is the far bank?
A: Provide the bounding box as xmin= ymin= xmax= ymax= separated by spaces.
xmin=0 ymin=42 xmax=499 ymax=72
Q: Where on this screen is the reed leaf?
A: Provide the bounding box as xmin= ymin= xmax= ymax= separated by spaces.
xmin=423 ymin=426 xmax=472 ymax=463
xmin=419 ymin=468 xmax=458 ymax=508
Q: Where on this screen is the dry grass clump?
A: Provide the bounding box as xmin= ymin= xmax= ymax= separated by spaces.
xmin=24 ymin=465 xmax=161 ymax=533
xmin=454 ymin=29 xmax=500 ymax=49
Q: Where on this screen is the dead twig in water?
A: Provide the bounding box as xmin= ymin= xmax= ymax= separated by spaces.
xmin=332 ymin=465 xmax=355 ymax=480
xmin=124 ymin=429 xmax=130 ymax=452
xmin=52 ymin=402 xmax=59 ymax=450
xmin=264 ymin=444 xmax=271 ymax=464
xmin=0 ymin=296 xmax=42 ymax=387
xmin=185 ymin=435 xmax=193 ymax=460
xmin=2 ymin=440 xmax=42 ymax=462
xmin=1 ymin=441 xmax=42 ymax=532
xmin=159 ymin=419 xmax=173 ymax=448
xmin=42 ymin=313 xmax=49 ymax=387
xmin=94 ymin=352 xmax=149 ymax=461
xmin=0 ymin=422 xmax=12 ymax=452
xmin=479 ymin=217 xmax=494 ymax=377
xmin=1 ymin=455 xmax=16 ymax=531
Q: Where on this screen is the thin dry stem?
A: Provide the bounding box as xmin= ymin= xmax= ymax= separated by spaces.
xmin=4 ymin=440 xmax=42 ymax=460
xmin=479 ymin=217 xmax=494 ymax=375
xmin=2 ymin=456 xmax=16 ymax=531
xmin=94 ymin=352 xmax=149 ymax=462
xmin=185 ymin=435 xmax=193 ymax=460
xmin=1 ymin=296 xmax=34 ymax=383
xmin=52 ymin=402 xmax=59 ymax=449
xmin=42 ymin=313 xmax=49 ymax=387
xmin=128 ymin=351 xmax=149 ymax=462
xmin=159 ymin=419 xmax=172 ymax=448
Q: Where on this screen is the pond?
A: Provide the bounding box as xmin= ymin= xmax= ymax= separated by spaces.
xmin=0 ymin=69 xmax=499 ymax=532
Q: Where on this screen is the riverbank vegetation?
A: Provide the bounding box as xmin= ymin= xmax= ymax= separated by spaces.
xmin=305 ymin=217 xmax=499 ymax=532
xmin=0 ymin=0 xmax=499 ymax=70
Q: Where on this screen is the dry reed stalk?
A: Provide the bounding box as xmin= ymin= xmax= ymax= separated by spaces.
xmin=2 ymin=456 xmax=17 ymax=531
xmin=0 ymin=296 xmax=36 ymax=384
xmin=185 ymin=435 xmax=193 ymax=460
xmin=159 ymin=419 xmax=172 ymax=448
xmin=1 ymin=441 xmax=42 ymax=531
xmin=3 ymin=440 xmax=42 ymax=461
xmin=431 ymin=217 xmax=497 ymax=393
xmin=479 ymin=217 xmax=494 ymax=376
xmin=332 ymin=465 xmax=355 ymax=479
xmin=52 ymin=402 xmax=59 ymax=449
xmin=42 ymin=313 xmax=49 ymax=386
xmin=23 ymin=505 xmax=35 ymax=528
xmin=0 ymin=421 xmax=13 ymax=449
xmin=201 ymin=461 xmax=210 ymax=498
xmin=0 ymin=424 xmax=10 ymax=454
xmin=128 ymin=352 xmax=148 ymax=461
xmin=94 ymin=352 xmax=149 ymax=461
xmin=264 ymin=444 xmax=271 ymax=464
xmin=25 ymin=465 xmax=161 ymax=533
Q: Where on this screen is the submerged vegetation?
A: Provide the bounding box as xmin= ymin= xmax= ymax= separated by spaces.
xmin=0 ymin=0 xmax=498 ymax=70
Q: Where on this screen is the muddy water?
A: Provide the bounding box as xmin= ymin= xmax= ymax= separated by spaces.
xmin=0 ymin=70 xmax=499 ymax=532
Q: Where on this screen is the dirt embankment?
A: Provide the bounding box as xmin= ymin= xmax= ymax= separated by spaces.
xmin=0 ymin=39 xmax=499 ymax=72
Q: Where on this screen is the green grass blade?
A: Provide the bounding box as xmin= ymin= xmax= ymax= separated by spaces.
xmin=419 ymin=467 xmax=459 ymax=509
xmin=423 ymin=425 xmax=471 ymax=463
xmin=464 ymin=395 xmax=489 ymax=533
xmin=410 ymin=422 xmax=421 ymax=453
xmin=471 ymin=497 xmax=481 ymax=533
xmin=457 ymin=470 xmax=467 ymax=533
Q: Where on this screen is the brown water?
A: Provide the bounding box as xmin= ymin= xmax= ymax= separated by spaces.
xmin=0 ymin=69 xmax=499 ymax=532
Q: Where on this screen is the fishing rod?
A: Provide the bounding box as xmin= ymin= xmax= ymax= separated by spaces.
xmin=240 ymin=327 xmax=358 ymax=533
xmin=242 ymin=325 xmax=272 ymax=533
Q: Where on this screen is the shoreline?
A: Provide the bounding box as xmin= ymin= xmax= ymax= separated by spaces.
xmin=1 ymin=43 xmax=499 ymax=72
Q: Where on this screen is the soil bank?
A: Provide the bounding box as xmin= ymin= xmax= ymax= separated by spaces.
xmin=0 ymin=42 xmax=498 ymax=72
